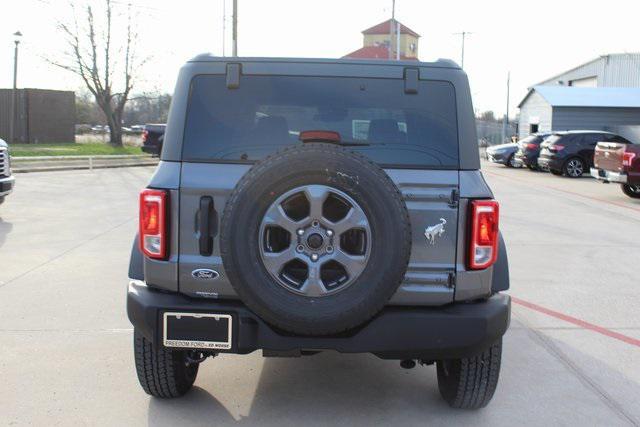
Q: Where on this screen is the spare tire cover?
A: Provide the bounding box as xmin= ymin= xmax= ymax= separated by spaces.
xmin=220 ymin=143 xmax=411 ymax=335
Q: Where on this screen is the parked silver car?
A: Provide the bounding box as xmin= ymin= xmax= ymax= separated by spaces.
xmin=486 ymin=142 xmax=521 ymax=167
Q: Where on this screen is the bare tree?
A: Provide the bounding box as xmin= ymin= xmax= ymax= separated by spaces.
xmin=52 ymin=0 xmax=140 ymax=146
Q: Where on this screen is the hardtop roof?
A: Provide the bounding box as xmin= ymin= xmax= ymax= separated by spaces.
xmin=187 ymin=54 xmax=459 ymax=70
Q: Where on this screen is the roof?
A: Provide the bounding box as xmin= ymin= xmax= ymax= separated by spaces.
xmin=188 ymin=55 xmax=451 ymax=67
xmin=556 ymin=130 xmax=615 ymax=134
xmin=362 ymin=19 xmax=420 ymax=37
xmin=518 ymin=85 xmax=640 ymax=108
xmin=536 ymin=53 xmax=640 ymax=86
xmin=342 ymin=45 xmax=418 ymax=61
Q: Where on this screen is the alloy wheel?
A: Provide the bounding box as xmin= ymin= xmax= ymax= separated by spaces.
xmin=565 ymin=159 xmax=584 ymax=177
xmin=259 ymin=185 xmax=371 ymax=297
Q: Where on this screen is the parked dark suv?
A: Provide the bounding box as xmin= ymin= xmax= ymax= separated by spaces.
xmin=127 ymin=56 xmax=511 ymax=409
xmin=140 ymin=124 xmax=166 ymax=156
xmin=514 ymin=133 xmax=551 ymax=170
xmin=537 ymin=131 xmax=632 ymax=177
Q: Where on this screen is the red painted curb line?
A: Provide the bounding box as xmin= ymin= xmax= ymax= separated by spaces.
xmin=482 ymin=169 xmax=640 ymax=214
xmin=512 ymin=296 xmax=640 ymax=348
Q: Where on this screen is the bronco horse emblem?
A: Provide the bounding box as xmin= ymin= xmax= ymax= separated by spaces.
xmin=424 ymin=218 xmax=447 ymax=245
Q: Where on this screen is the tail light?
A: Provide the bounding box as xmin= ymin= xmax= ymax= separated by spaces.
xmin=468 ymin=200 xmax=499 ymax=270
xmin=623 ymin=151 xmax=636 ymax=167
xmin=299 ymin=130 xmax=341 ymax=143
xmin=139 ymin=189 xmax=168 ymax=259
xmin=525 ymin=143 xmax=537 ymax=150
xmin=549 ymin=144 xmax=565 ymax=152
xmin=142 ymin=130 xmax=148 ymax=143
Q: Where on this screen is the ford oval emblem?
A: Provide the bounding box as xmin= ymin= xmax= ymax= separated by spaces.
xmin=191 ymin=269 xmax=220 ymax=280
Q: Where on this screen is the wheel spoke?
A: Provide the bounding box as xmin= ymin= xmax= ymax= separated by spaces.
xmin=303 ymin=185 xmax=330 ymax=220
xmin=330 ymin=248 xmax=367 ymax=279
xmin=330 ymin=207 xmax=368 ymax=235
xmin=299 ymin=264 xmax=328 ymax=297
xmin=262 ymin=247 xmax=298 ymax=275
xmin=263 ymin=203 xmax=301 ymax=234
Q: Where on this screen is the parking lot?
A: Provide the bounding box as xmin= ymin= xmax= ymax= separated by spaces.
xmin=0 ymin=163 xmax=638 ymax=426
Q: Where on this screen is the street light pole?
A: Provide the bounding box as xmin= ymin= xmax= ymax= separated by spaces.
xmin=232 ymin=0 xmax=237 ymax=56
xmin=502 ymin=71 xmax=511 ymax=143
xmin=388 ymin=0 xmax=396 ymax=59
xmin=10 ymin=31 xmax=22 ymax=144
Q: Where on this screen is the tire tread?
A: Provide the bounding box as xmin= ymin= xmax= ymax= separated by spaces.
xmin=437 ymin=339 xmax=502 ymax=409
xmin=133 ymin=330 xmax=197 ymax=398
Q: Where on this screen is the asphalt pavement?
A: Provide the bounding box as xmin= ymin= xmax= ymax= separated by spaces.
xmin=0 ymin=162 xmax=638 ymax=426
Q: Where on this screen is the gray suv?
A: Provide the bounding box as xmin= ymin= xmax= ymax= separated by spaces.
xmin=127 ymin=56 xmax=510 ymax=409
xmin=0 ymin=139 xmax=15 ymax=204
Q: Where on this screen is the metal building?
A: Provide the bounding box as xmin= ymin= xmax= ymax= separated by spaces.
xmin=518 ymin=86 xmax=640 ymax=142
xmin=518 ymin=53 xmax=640 ymax=141
xmin=537 ymin=53 xmax=640 ymax=88
xmin=0 ymin=89 xmax=75 ymax=144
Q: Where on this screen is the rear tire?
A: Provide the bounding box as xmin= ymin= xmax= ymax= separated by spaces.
xmin=621 ymin=184 xmax=640 ymax=199
xmin=220 ymin=143 xmax=411 ymax=335
xmin=0 ymin=196 xmax=4 ymax=205
xmin=507 ymin=154 xmax=520 ymax=168
xmin=563 ymin=157 xmax=585 ymax=178
xmin=134 ymin=329 xmax=198 ymax=398
xmin=436 ymin=339 xmax=502 ymax=409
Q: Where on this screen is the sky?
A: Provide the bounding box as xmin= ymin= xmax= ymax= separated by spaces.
xmin=1 ymin=0 xmax=639 ymax=118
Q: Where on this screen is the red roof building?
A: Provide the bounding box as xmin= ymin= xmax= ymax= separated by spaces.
xmin=344 ymin=19 xmax=420 ymax=61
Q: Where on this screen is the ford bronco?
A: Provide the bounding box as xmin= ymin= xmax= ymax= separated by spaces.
xmin=127 ymin=56 xmax=511 ymax=409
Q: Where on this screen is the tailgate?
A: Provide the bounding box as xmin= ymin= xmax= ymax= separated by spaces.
xmin=594 ymin=142 xmax=625 ymax=172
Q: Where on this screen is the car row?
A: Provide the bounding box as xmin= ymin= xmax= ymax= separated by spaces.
xmin=487 ymin=130 xmax=639 ymax=199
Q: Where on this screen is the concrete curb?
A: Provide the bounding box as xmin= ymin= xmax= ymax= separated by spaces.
xmin=11 ymin=154 xmax=159 ymax=173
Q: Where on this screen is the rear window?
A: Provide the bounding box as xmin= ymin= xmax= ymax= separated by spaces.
xmin=545 ymin=134 xmax=564 ymax=145
xmin=182 ymin=75 xmax=459 ymax=168
xmin=520 ymin=135 xmax=542 ymax=145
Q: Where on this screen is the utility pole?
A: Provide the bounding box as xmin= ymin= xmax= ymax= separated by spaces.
xmin=389 ymin=0 xmax=395 ymax=59
xmin=232 ymin=0 xmax=237 ymax=56
xmin=10 ymin=31 xmax=22 ymax=144
xmin=453 ymin=31 xmax=472 ymax=69
xmin=396 ymin=21 xmax=401 ymax=60
xmin=502 ymin=71 xmax=511 ymax=143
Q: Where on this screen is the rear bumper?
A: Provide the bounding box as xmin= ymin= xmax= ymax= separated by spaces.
xmin=141 ymin=145 xmax=160 ymax=155
xmin=127 ymin=281 xmax=511 ymax=360
xmin=0 ymin=175 xmax=15 ymax=197
xmin=486 ymin=152 xmax=509 ymax=165
xmin=515 ymin=152 xmax=538 ymax=167
xmin=590 ymin=168 xmax=627 ymax=183
xmin=537 ymin=156 xmax=561 ymax=171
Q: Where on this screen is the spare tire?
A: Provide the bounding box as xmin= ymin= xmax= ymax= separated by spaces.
xmin=220 ymin=143 xmax=411 ymax=335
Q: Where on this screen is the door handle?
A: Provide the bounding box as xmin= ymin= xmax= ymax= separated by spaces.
xmin=199 ymin=196 xmax=215 ymax=256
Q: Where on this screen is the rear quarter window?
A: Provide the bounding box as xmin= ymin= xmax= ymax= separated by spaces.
xmin=182 ymin=75 xmax=459 ymax=168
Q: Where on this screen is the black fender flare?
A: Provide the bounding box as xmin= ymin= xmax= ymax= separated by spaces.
xmin=128 ymin=234 xmax=144 ymax=280
xmin=491 ymin=232 xmax=509 ymax=292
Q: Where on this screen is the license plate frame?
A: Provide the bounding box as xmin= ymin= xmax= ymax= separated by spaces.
xmin=163 ymin=312 xmax=232 ymax=350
